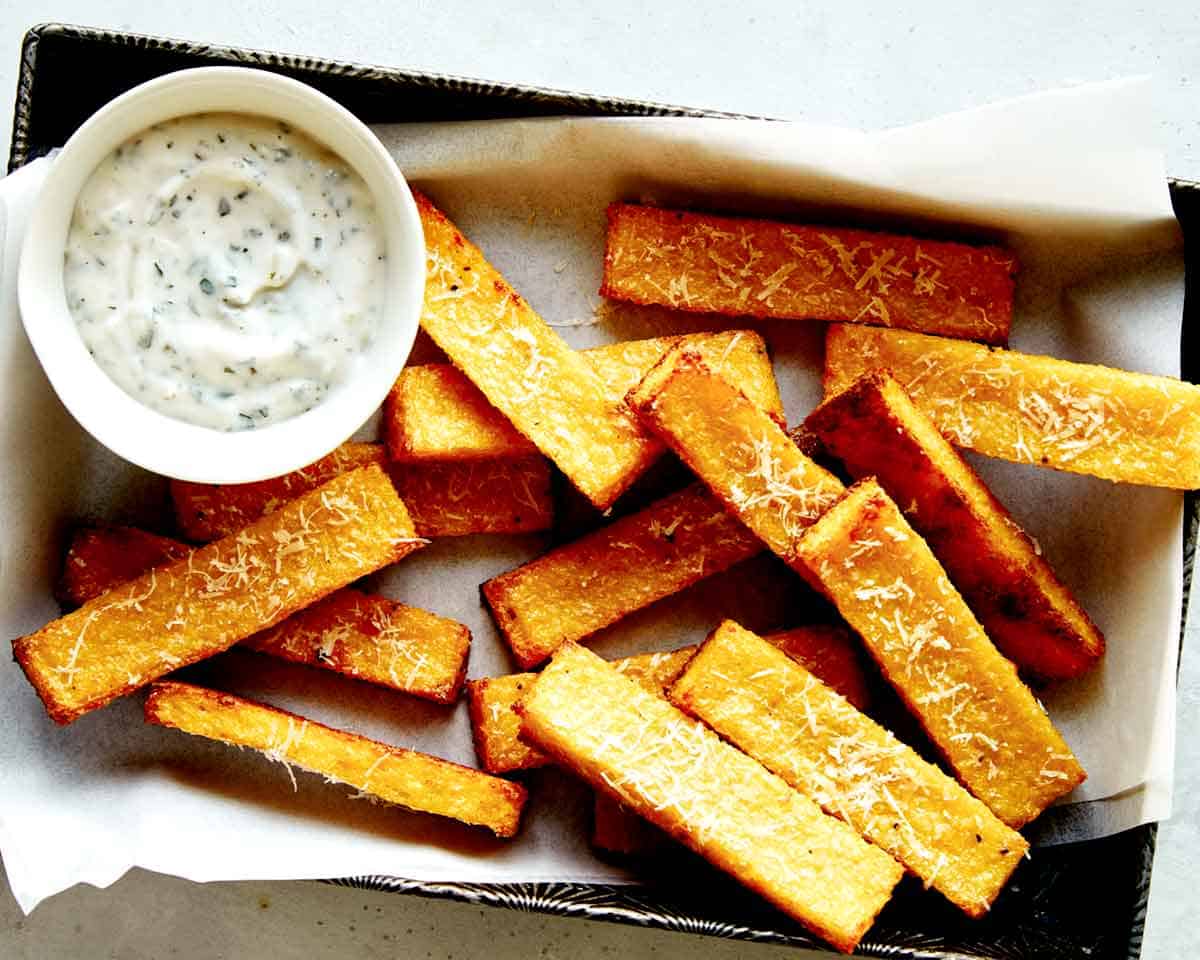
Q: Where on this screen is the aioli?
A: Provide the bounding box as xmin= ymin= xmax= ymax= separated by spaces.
xmin=64 ymin=112 xmax=385 ymax=431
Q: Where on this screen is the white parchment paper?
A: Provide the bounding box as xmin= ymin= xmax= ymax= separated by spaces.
xmin=0 ymin=77 xmax=1185 ymax=914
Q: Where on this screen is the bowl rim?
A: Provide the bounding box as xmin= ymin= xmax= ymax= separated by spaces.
xmin=17 ymin=65 xmax=425 ymax=484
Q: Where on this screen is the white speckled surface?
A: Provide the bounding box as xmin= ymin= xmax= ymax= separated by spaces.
xmin=1 ymin=3 xmax=1197 ymax=958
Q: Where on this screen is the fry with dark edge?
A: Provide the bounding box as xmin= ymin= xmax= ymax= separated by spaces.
xmin=794 ymin=479 xmax=1086 ymax=827
xmin=671 ymin=621 xmax=1027 ymax=916
xmin=386 ymin=330 xmax=782 ymax=463
xmin=145 ymin=682 xmax=525 ymax=837
xmin=482 ymin=483 xmax=761 ymax=669
xmin=172 ymin=440 xmax=553 ymax=542
xmin=415 ymin=191 xmax=657 ymax=510
xmin=14 ymin=466 xmax=424 ymax=724
xmin=601 ymin=203 xmax=1016 ymax=344
xmin=390 ymin=456 xmax=553 ymax=538
xmin=627 ymin=345 xmax=845 ymax=566
xmin=172 ymin=441 xmax=386 ymax=542
xmin=51 ymin=529 xmax=469 ymax=703
xmin=245 ymin=589 xmax=470 ymax=704
xmin=824 ymin=324 xmax=1200 ymax=489
xmin=516 ymin=643 xmax=903 ymax=953
xmin=58 ymin=526 xmax=192 ymax=607
xmin=806 ymin=372 xmax=1104 ymax=680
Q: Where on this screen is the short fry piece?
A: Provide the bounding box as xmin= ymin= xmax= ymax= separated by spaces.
xmin=628 ymin=347 xmax=845 ymax=565
xmin=15 ymin=466 xmax=424 ymax=724
xmin=807 ymin=372 xmax=1104 ymax=680
xmin=417 ymin=192 xmax=656 ymax=509
xmin=482 ymin=483 xmax=761 ymax=669
xmin=518 ymin=644 xmax=903 ymax=953
xmin=467 ymin=646 xmax=699 ymax=775
xmin=58 ymin=526 xmax=191 ymax=607
xmin=824 ymin=324 xmax=1200 ymax=489
xmin=391 ymin=457 xmax=554 ymax=538
xmin=386 ymin=331 xmax=782 ymax=463
xmin=794 ymin=479 xmax=1085 ymax=827
xmin=145 ymin=682 xmax=525 ymax=837
xmin=601 ymin=204 xmax=1016 ymax=344
xmin=671 ymin=621 xmax=1027 ymax=916
xmin=467 ymin=673 xmax=549 ymax=774
xmin=172 ymin=442 xmax=387 ymax=541
xmin=385 ymin=362 xmax=537 ymax=461
xmin=245 ymin=589 xmax=470 ymax=704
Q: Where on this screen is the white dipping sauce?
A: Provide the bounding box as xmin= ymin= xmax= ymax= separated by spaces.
xmin=64 ymin=112 xmax=385 ymax=431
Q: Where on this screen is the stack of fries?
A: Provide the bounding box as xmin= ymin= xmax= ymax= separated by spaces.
xmin=14 ymin=191 xmax=1197 ymax=953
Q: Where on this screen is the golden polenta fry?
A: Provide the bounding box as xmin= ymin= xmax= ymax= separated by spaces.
xmin=52 ymin=528 xmax=465 ymax=703
xmin=794 ymin=479 xmax=1086 ymax=827
xmin=172 ymin=441 xmax=386 ymax=542
xmin=824 ymin=324 xmax=1200 ymax=489
xmin=245 ymin=589 xmax=470 ymax=704
xmin=467 ymin=673 xmax=549 ymax=774
xmin=806 ymin=372 xmax=1104 ymax=680
xmin=469 ymin=626 xmax=871 ymax=780
xmin=58 ymin=526 xmax=192 ymax=607
xmin=592 ymin=631 xmax=871 ymax=856
xmin=482 ymin=483 xmax=761 ymax=669
xmin=627 ymin=346 xmax=845 ymax=565
xmin=415 ymin=191 xmax=656 ymax=510
xmin=517 ymin=643 xmax=903 ymax=954
xmin=145 ymin=682 xmax=526 ymax=837
xmin=671 ymin=621 xmax=1027 ymax=916
xmin=601 ymin=204 xmax=1016 ymax=344
xmin=15 ymin=466 xmax=424 ymax=724
xmin=390 ymin=456 xmax=554 ymax=538
xmin=466 ymin=645 xmax=701 ymax=775
xmin=386 ymin=330 xmax=782 ymax=463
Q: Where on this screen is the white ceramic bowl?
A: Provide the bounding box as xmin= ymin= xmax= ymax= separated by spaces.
xmin=18 ymin=67 xmax=425 ymax=484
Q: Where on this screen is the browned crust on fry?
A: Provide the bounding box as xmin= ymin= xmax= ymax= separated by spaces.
xmin=823 ymin=324 xmax=1200 ymax=489
xmin=14 ymin=466 xmax=423 ymax=724
xmin=601 ymin=204 xmax=1015 ymax=344
xmin=806 ymin=372 xmax=1104 ymax=680
xmin=145 ymin=681 xmax=526 ymax=837
xmin=793 ymin=479 xmax=1086 ymax=827
xmin=171 ymin=442 xmax=388 ymax=541
xmin=670 ymin=621 xmax=1027 ymax=916
xmin=415 ymin=191 xmax=658 ymax=509
xmin=517 ymin=643 xmax=903 ymax=953
xmin=245 ymin=589 xmax=470 ymax=704
xmin=57 ymin=526 xmax=192 ymax=608
xmin=482 ymin=483 xmax=761 ymax=669
xmin=627 ymin=346 xmax=845 ymax=565
xmin=390 ymin=457 xmax=554 ymax=538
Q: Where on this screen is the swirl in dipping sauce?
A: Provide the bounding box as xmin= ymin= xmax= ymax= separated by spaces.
xmin=64 ymin=112 xmax=385 ymax=431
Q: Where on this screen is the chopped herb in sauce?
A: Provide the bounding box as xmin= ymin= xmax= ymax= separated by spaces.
xmin=64 ymin=111 xmax=384 ymax=432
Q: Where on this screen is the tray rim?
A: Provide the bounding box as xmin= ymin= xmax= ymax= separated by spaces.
xmin=9 ymin=20 xmax=1191 ymax=959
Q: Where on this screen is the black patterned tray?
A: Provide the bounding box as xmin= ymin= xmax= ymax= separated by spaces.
xmin=11 ymin=22 xmax=1196 ymax=959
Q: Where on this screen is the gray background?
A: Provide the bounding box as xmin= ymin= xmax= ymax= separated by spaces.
xmin=0 ymin=2 xmax=1197 ymax=958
